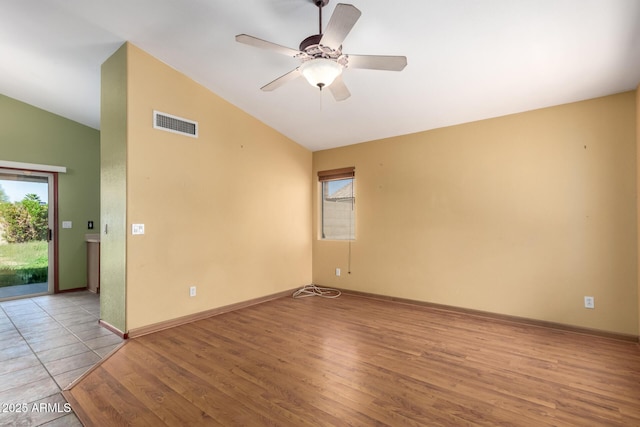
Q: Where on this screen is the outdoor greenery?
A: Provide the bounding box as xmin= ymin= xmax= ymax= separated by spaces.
xmin=0 ymin=190 xmax=49 ymax=287
xmin=0 ymin=241 xmax=48 ymax=287
xmin=1 ymin=193 xmax=48 ymax=243
xmin=0 ymin=185 xmax=8 ymax=203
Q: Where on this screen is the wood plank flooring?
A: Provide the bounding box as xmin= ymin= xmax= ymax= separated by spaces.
xmin=64 ymin=294 xmax=640 ymax=426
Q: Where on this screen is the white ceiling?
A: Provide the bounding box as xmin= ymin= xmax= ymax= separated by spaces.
xmin=1 ymin=0 xmax=639 ymax=151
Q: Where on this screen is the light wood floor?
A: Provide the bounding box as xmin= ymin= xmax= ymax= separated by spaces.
xmin=64 ymin=294 xmax=640 ymax=426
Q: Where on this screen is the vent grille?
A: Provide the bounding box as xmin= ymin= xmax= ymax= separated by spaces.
xmin=153 ymin=111 xmax=198 ymax=138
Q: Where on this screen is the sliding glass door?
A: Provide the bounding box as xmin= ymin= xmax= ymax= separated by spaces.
xmin=0 ymin=168 xmax=54 ymax=299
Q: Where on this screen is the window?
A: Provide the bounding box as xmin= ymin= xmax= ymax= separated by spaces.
xmin=319 ymin=167 xmax=355 ymax=240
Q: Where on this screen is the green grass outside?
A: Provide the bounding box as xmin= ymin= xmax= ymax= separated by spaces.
xmin=0 ymin=240 xmax=48 ymax=287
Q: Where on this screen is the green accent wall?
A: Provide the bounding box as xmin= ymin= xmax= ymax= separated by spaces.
xmin=99 ymin=43 xmax=127 ymax=333
xmin=0 ymin=94 xmax=100 ymax=291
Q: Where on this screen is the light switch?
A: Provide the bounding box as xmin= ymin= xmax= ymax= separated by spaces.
xmin=131 ymin=224 xmax=145 ymax=235
xmin=62 ymin=221 xmax=72 ymax=229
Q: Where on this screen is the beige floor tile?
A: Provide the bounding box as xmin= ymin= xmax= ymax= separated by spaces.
xmin=0 ymin=321 xmax=15 ymax=333
xmin=71 ymin=325 xmax=114 ymax=341
xmin=0 ymin=291 xmax=117 ymax=425
xmin=43 ymin=310 xmax=88 ymax=322
xmin=0 ymin=327 xmax=22 ymax=342
xmin=53 ymin=366 xmax=93 ymax=390
xmin=0 ymin=341 xmax=33 ymax=362
xmin=33 ymin=296 xmax=77 ymax=307
xmin=41 ymin=305 xmax=86 ymax=316
xmin=0 ymin=301 xmax=38 ymax=311
xmin=55 ymin=313 xmax=98 ymax=327
xmin=20 ymin=318 xmax=64 ymax=337
xmin=10 ymin=310 xmax=51 ymax=322
xmin=1 ymin=306 xmax=43 ymax=317
xmin=0 ymin=299 xmax=34 ymax=308
xmin=93 ymin=342 xmax=123 ymax=358
xmin=0 ymin=364 xmax=51 ymax=393
xmin=83 ymin=333 xmax=123 ymax=350
xmin=44 ymin=351 xmax=101 ymax=377
xmin=23 ymin=327 xmax=75 ymax=344
xmin=40 ymin=412 xmax=83 ymax=426
xmin=0 ymin=353 xmax=41 ymax=376
xmin=0 ymin=377 xmax=60 ymax=408
xmin=64 ymin=320 xmax=99 ymax=333
xmin=32 ymin=300 xmax=73 ymax=309
xmin=22 ymin=327 xmax=75 ymax=351
xmin=20 ymin=324 xmax=68 ymax=340
xmin=36 ymin=342 xmax=92 ymax=364
xmin=28 ymin=334 xmax=83 ymax=353
xmin=13 ymin=316 xmax=57 ymax=330
xmin=0 ymin=392 xmax=73 ymax=426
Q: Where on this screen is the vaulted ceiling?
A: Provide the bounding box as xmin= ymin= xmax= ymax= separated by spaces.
xmin=1 ymin=0 xmax=639 ymax=151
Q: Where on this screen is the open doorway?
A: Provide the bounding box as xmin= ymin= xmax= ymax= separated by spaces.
xmin=0 ymin=168 xmax=56 ymax=300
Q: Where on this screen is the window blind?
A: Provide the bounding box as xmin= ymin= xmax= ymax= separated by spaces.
xmin=317 ymin=167 xmax=355 ymax=181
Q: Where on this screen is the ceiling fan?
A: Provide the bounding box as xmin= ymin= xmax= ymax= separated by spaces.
xmin=235 ymin=0 xmax=407 ymax=101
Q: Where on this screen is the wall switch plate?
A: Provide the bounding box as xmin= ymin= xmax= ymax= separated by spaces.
xmin=190 ymin=286 xmax=196 ymax=297
xmin=88 ymin=221 xmax=94 ymax=230
xmin=131 ymin=224 xmax=145 ymax=235
xmin=584 ymin=296 xmax=595 ymax=309
xmin=62 ymin=221 xmax=72 ymax=229
xmin=336 ymin=268 xmax=341 ymax=277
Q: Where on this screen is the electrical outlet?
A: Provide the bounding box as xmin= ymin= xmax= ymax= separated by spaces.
xmin=584 ymin=296 xmax=594 ymax=309
xmin=190 ymin=286 xmax=196 ymax=297
xmin=335 ymin=268 xmax=341 ymax=277
xmin=131 ymin=224 xmax=145 ymax=235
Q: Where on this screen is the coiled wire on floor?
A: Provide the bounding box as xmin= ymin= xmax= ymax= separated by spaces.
xmin=292 ymin=284 xmax=341 ymax=299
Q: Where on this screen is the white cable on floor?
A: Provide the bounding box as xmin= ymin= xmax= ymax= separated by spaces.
xmin=292 ymin=284 xmax=341 ymax=299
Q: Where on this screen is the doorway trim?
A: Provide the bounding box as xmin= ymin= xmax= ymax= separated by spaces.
xmin=0 ymin=162 xmax=65 ymax=296
xmin=0 ymin=160 xmax=66 ymax=174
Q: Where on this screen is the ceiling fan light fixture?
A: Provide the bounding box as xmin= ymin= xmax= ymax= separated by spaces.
xmin=300 ymin=58 xmax=342 ymax=89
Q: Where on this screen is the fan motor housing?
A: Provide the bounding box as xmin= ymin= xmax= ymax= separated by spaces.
xmin=298 ymin=34 xmax=347 ymax=67
xmin=299 ymin=34 xmax=323 ymax=52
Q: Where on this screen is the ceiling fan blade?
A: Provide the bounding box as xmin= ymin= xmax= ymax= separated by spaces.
xmin=235 ymin=34 xmax=301 ymax=57
xmin=346 ymin=54 xmax=407 ymax=71
xmin=260 ymin=68 xmax=302 ymax=91
xmin=329 ymin=74 xmax=350 ymax=101
xmin=320 ymin=4 xmax=361 ymax=50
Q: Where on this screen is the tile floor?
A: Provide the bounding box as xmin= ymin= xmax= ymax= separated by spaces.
xmin=0 ymin=291 xmax=123 ymax=426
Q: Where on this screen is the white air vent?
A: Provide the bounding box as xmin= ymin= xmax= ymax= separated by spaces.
xmin=153 ymin=111 xmax=198 ymax=138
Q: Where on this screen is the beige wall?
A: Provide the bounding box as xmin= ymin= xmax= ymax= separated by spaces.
xmin=102 ymin=43 xmax=637 ymax=337
xmin=123 ymin=44 xmax=312 ymax=330
xmin=313 ymin=92 xmax=638 ymax=336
